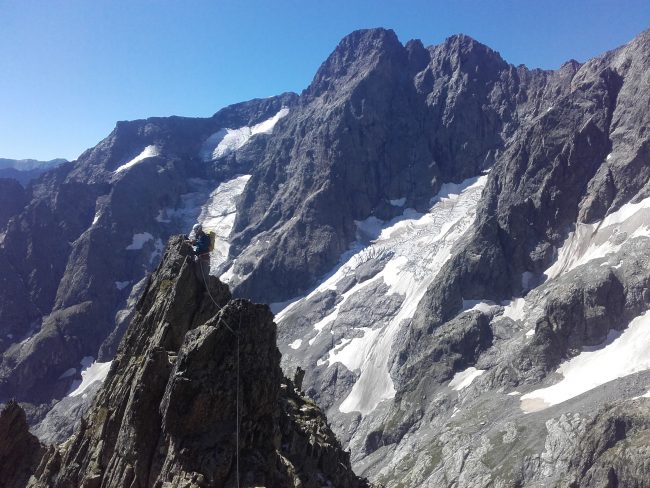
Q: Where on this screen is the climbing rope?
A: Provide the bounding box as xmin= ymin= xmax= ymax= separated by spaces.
xmin=196 ymin=254 xmax=241 ymax=488
xmin=236 ymin=314 xmax=241 ymax=488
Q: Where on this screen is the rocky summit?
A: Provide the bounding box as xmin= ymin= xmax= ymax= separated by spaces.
xmin=0 ymin=236 xmax=371 ymax=488
xmin=1 ymin=25 xmax=650 ymax=487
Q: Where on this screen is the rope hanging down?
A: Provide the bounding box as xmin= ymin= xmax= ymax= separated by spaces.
xmin=197 ymin=256 xmax=241 ymax=488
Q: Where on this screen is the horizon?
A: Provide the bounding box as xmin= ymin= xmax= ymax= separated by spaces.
xmin=1 ymin=0 xmax=649 ymax=161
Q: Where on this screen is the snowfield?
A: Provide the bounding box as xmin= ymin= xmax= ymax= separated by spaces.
xmin=521 ymin=310 xmax=650 ymax=413
xmin=449 ymin=367 xmax=485 ymax=391
xmin=196 ymin=175 xmax=251 ymax=272
xmin=277 ymin=174 xmax=487 ymax=415
xmin=68 ymin=357 xmax=112 ymax=398
xmin=546 ymin=195 xmax=650 ymax=279
xmin=200 ymin=108 xmax=289 ymax=161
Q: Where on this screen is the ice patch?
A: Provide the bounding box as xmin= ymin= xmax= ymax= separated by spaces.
xmin=389 ymin=197 xmax=406 ymax=207
xmin=126 ymin=232 xmax=154 ymax=250
xmin=546 ymin=196 xmax=650 ymax=279
xmin=289 ymin=339 xmax=302 ymax=350
xmin=200 ymin=108 xmax=289 ymax=161
xmin=114 ymin=145 xmax=159 ymax=173
xmin=521 ymin=310 xmax=650 ymax=413
xmin=449 ymin=367 xmax=485 ymax=391
xmin=507 ymin=391 xmax=521 ymax=396
xmin=68 ymin=359 xmax=112 ymax=397
xmin=115 ymin=281 xmax=130 ymax=290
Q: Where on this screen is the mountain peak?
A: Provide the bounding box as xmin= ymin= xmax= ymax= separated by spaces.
xmin=305 ymin=27 xmax=405 ymax=98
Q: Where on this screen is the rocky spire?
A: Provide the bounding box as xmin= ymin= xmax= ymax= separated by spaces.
xmin=10 ymin=235 xmax=370 ymax=487
xmin=0 ymin=401 xmax=45 ymax=488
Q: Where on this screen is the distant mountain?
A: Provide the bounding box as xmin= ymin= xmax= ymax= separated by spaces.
xmin=1 ymin=26 xmax=650 ymax=487
xmin=0 ymin=158 xmax=67 ymax=186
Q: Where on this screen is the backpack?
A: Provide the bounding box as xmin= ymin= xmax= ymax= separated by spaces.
xmin=207 ymin=231 xmax=216 ymax=252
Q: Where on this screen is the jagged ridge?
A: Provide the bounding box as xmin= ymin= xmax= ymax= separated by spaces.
xmin=0 ymin=236 xmax=370 ymax=488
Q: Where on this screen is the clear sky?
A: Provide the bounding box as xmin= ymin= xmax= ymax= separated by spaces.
xmin=1 ymin=0 xmax=648 ymax=161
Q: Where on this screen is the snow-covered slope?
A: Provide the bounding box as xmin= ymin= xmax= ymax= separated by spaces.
xmin=277 ymin=174 xmax=487 ymax=416
xmin=113 ymin=145 xmax=159 ymax=173
xmin=200 ymin=107 xmax=289 ymax=161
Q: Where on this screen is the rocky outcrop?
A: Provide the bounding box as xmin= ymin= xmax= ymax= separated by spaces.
xmin=17 ymin=236 xmax=369 ymax=488
xmin=0 ymin=401 xmax=45 ymax=488
xmin=0 ymin=178 xmax=26 ymax=230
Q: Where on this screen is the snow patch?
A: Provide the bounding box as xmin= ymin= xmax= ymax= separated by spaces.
xmin=521 ymin=310 xmax=650 ymax=413
xmin=501 ymin=298 xmax=526 ymax=322
xmin=289 ymin=339 xmax=302 ymax=350
xmin=126 ymin=232 xmax=154 ymax=250
xmin=155 ymin=209 xmax=171 ymax=223
xmin=449 ymin=367 xmax=485 ymax=391
xmin=462 ymin=299 xmax=498 ymax=314
xmin=114 ymin=145 xmax=159 ymax=173
xmin=389 ymin=197 xmax=406 ymax=207
xmin=68 ymin=359 xmax=112 ymax=397
xmin=546 ymin=196 xmax=650 ymax=279
xmin=115 ymin=281 xmax=130 ymax=290
xmin=197 ymin=175 xmax=251 ymax=273
xmin=200 ymin=108 xmax=289 ymax=161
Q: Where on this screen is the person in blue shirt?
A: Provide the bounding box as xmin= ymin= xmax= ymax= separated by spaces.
xmin=188 ymin=223 xmax=211 ymax=280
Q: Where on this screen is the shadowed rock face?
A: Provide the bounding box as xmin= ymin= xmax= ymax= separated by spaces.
xmin=8 ymin=236 xmax=370 ymax=488
xmin=0 ymin=401 xmax=45 ymax=488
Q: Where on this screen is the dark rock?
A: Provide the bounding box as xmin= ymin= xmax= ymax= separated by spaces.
xmin=0 ymin=178 xmax=26 ymax=229
xmin=20 ymin=236 xmax=369 ymax=488
xmin=0 ymin=401 xmax=45 ymax=488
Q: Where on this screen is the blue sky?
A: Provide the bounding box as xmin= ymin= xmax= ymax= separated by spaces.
xmin=1 ymin=0 xmax=648 ymax=161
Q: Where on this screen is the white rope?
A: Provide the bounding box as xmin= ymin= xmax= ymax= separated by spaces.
xmin=197 ymin=254 xmax=240 ymax=488
xmin=236 ymin=329 xmax=241 ymax=488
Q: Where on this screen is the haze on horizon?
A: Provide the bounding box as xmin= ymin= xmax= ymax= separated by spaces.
xmin=1 ymin=0 xmax=648 ymax=161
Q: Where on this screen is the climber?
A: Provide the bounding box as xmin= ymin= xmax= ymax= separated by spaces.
xmin=188 ymin=223 xmax=211 ymax=279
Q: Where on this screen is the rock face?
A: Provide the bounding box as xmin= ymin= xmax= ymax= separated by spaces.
xmin=0 ymin=178 xmax=26 ymax=230
xmin=0 ymin=401 xmax=45 ymax=488
xmin=15 ymin=236 xmax=369 ymax=488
